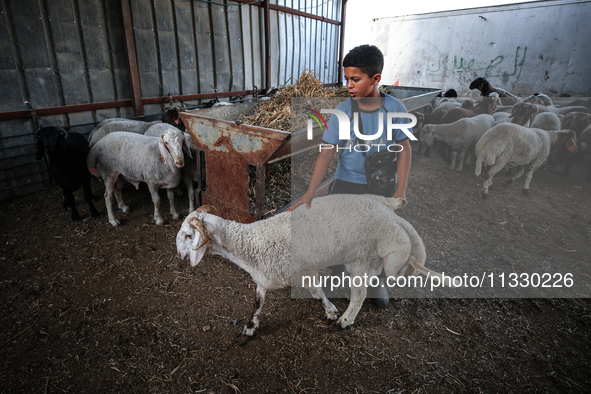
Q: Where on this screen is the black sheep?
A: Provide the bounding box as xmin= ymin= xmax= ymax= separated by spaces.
xmin=36 ymin=126 xmax=99 ymax=221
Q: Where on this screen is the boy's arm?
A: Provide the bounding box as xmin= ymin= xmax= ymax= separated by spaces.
xmin=288 ymin=146 xmax=336 ymax=211
xmin=393 ymin=139 xmax=411 ymax=201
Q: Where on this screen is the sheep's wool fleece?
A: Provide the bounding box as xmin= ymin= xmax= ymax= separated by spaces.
xmin=291 ymin=194 xmax=411 ymax=274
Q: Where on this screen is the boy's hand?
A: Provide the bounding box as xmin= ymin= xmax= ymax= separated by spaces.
xmin=392 ymin=190 xmax=406 ymax=211
xmin=288 ymin=191 xmax=315 ymax=211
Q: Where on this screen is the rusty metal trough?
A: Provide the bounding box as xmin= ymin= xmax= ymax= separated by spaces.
xmin=180 ymin=86 xmax=442 ymax=223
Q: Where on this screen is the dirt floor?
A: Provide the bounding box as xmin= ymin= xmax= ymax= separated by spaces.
xmin=1 ymin=142 xmax=590 ymax=394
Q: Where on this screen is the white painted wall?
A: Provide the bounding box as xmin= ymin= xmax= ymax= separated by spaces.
xmin=373 ymin=0 xmax=591 ymax=97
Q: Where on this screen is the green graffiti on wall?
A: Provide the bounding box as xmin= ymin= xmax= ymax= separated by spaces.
xmin=427 ymin=47 xmax=528 ymax=80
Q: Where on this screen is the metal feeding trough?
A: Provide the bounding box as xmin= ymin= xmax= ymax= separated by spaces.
xmin=180 ymin=86 xmax=442 ymax=223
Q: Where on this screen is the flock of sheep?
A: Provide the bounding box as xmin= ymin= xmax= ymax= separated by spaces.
xmin=413 ymin=77 xmax=591 ymax=197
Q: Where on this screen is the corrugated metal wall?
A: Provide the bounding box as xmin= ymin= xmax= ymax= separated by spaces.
xmin=0 ymin=0 xmax=343 ymax=200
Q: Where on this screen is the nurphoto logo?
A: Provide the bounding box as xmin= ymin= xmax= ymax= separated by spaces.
xmin=305 ymin=108 xmax=417 ymax=152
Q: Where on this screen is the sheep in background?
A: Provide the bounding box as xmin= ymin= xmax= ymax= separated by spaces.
xmin=475 ymin=124 xmax=577 ymax=197
xmin=89 ymin=107 xmax=185 ymax=147
xmin=176 ymin=195 xmax=452 ymax=344
xmin=510 ymin=102 xmax=559 ymax=126
xmin=523 ymin=93 xmax=554 ymax=107
xmin=87 ymin=128 xmax=192 ymax=226
xmin=36 ymin=127 xmax=99 ymax=221
xmin=145 ymin=124 xmax=200 ymax=212
xmin=469 ymin=77 xmax=520 ymax=105
xmin=557 ymin=125 xmax=591 ymax=179
xmin=89 ymin=120 xmax=161 ymax=148
xmin=530 ymin=112 xmax=562 ymax=131
xmin=561 ymin=112 xmax=591 ymax=136
xmin=439 ymin=95 xmax=498 ymax=124
xmin=421 ymin=114 xmax=495 ymax=171
xmin=492 ymin=111 xmax=511 ymax=125
xmin=161 ymin=106 xmax=186 ymax=132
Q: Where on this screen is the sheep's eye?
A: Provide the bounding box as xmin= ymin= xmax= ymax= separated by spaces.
xmin=185 ymin=233 xmax=192 ymax=240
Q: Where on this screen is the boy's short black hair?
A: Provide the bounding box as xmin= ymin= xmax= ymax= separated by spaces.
xmin=343 ymin=45 xmax=384 ymax=77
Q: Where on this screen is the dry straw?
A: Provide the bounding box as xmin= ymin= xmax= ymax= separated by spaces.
xmin=243 ymin=70 xmax=347 ymax=214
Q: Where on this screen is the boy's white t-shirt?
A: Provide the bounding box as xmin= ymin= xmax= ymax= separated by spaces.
xmin=322 ymin=94 xmax=413 ymax=185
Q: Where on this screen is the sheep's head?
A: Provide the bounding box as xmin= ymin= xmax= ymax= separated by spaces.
xmin=510 ymin=102 xmax=538 ymax=126
xmin=420 ymin=125 xmax=435 ymax=147
xmin=162 ymin=106 xmax=186 ymax=131
xmin=469 ymin=76 xmax=487 ymax=91
xmin=176 ymin=205 xmax=219 ymax=267
xmin=564 ymin=130 xmax=578 ymax=153
xmin=36 ymin=126 xmax=68 ymax=159
xmin=159 ymin=128 xmax=193 ymax=168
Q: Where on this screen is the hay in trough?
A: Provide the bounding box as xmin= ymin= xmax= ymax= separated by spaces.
xmin=242 ymin=70 xmax=345 ymax=214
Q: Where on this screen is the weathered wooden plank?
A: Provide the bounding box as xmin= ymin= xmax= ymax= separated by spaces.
xmin=240 ymin=3 xmax=254 ymax=89
xmin=194 ymin=1 xmax=214 ymax=93
xmin=227 ymin=1 xmax=245 ymax=92
xmin=174 ymin=0 xmax=198 ymax=96
xmin=210 ymin=3 xmax=231 ymax=92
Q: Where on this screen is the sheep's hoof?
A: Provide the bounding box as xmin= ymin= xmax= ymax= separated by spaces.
xmin=481 ymin=191 xmax=488 ymax=199
xmin=522 ymin=188 xmax=530 ymax=196
xmin=109 ymin=219 xmax=120 ymax=226
xmin=237 ymin=334 xmax=255 ymax=347
xmin=322 ymin=315 xmax=339 ymax=325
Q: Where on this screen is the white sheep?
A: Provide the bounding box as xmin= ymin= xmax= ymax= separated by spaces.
xmin=523 ymin=93 xmax=553 ymax=107
xmin=87 ymin=128 xmax=192 ymax=226
xmin=492 ymin=111 xmax=511 ymax=125
xmin=475 ymin=123 xmax=577 ymax=197
xmin=145 ymin=124 xmax=200 ymax=212
xmin=176 ymin=195 xmax=451 ymax=344
xmin=530 ymin=112 xmax=562 ymax=131
xmin=89 ymin=120 xmax=161 ymax=148
xmin=420 ymin=114 xmax=495 ymax=171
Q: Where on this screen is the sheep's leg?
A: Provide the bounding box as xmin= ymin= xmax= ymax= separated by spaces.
xmin=449 ymin=150 xmax=457 ymax=170
xmin=167 ymin=188 xmax=180 ymax=220
xmin=113 ymin=190 xmax=129 ymax=212
xmin=63 ymin=189 xmax=80 ymax=221
xmin=82 ymin=179 xmax=99 ymax=218
xmin=184 ymin=175 xmax=195 ymax=212
xmin=113 ymin=175 xmax=130 ymax=212
xmin=504 ymin=166 xmax=524 ymax=188
xmin=337 ymin=282 xmax=367 ymax=329
xmin=240 ymin=285 xmax=266 ymax=344
xmin=456 ymin=148 xmax=467 ymax=172
xmin=522 ymin=161 xmax=543 ymax=195
xmin=301 ymin=273 xmax=339 ymax=321
xmin=147 ymin=184 xmax=164 ymax=225
xmin=482 ymin=163 xmax=504 ymax=198
xmin=103 ymin=177 xmax=119 ymax=226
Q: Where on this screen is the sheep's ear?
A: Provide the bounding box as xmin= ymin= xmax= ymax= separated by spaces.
xmin=197 ymin=205 xmax=219 ymax=216
xmin=158 ymin=136 xmax=167 ymax=164
xmin=188 ymin=229 xmax=207 ymax=267
xmin=566 ymin=130 xmax=577 ymax=153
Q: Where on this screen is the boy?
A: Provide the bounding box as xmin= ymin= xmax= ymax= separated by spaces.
xmin=289 ymin=44 xmax=414 ymax=308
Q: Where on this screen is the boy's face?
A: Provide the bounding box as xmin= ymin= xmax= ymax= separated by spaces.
xmin=344 ymin=67 xmax=381 ymax=99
